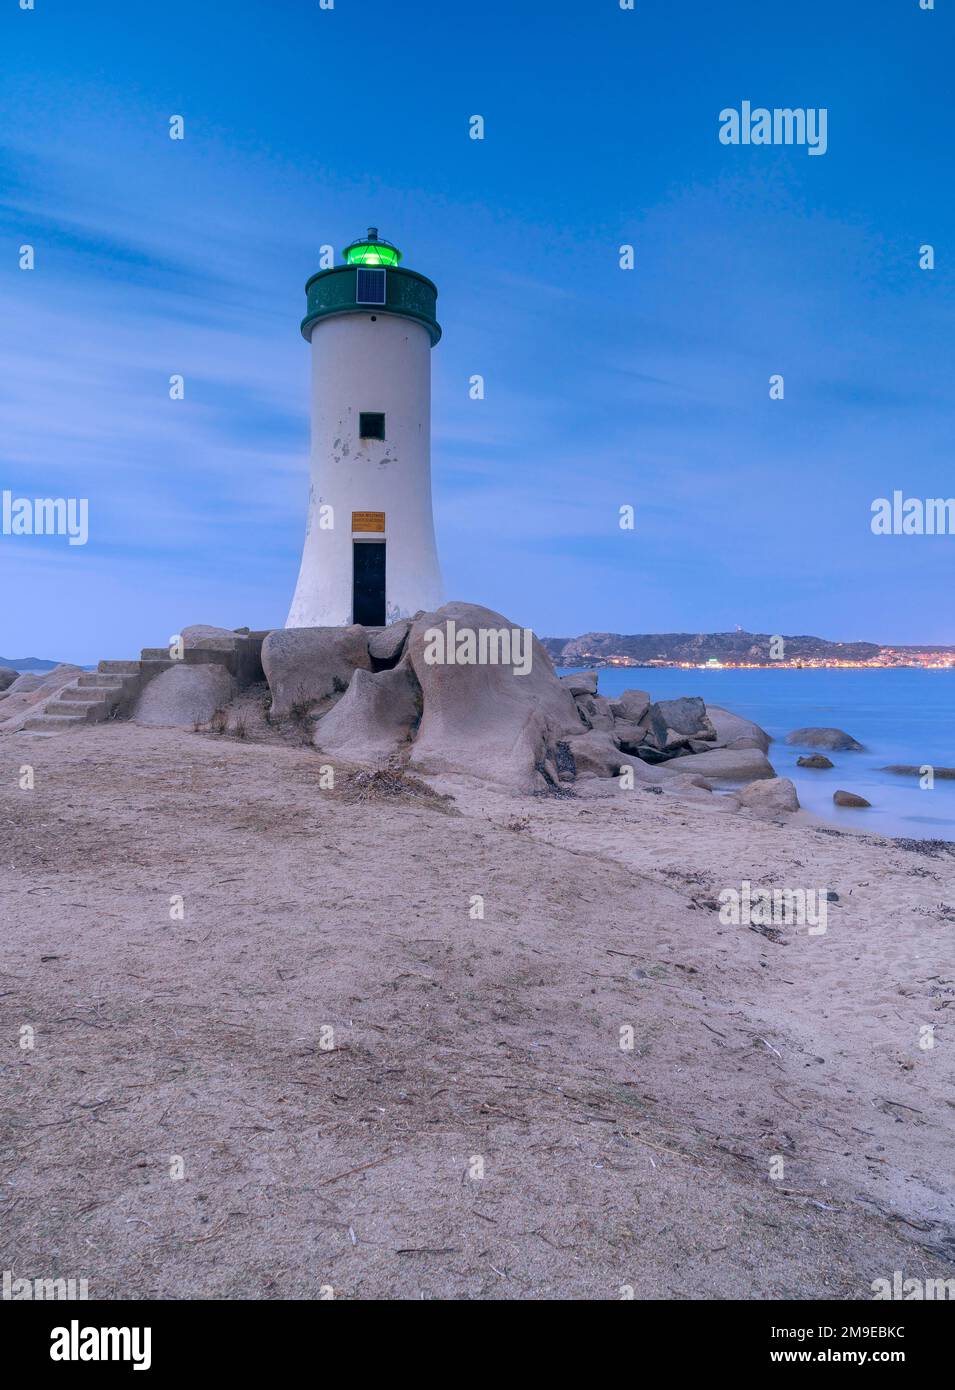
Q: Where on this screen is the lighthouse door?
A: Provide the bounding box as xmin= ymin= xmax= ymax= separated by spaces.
xmin=352 ymin=541 xmax=386 ymax=626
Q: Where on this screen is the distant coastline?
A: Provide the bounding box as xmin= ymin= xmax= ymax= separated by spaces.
xmin=6 ymin=627 xmax=955 ymax=676
xmin=543 ymin=630 xmax=955 ymax=671
xmin=0 ymin=655 xmax=64 ymax=673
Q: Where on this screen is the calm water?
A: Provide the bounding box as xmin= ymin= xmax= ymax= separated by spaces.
xmin=560 ymin=667 xmax=955 ymax=842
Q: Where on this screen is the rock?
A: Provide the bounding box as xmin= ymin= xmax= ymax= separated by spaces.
xmin=638 ymin=703 xmax=668 ymax=750
xmin=132 ymin=664 xmax=236 ymax=727
xmin=0 ymin=666 xmax=18 ymax=692
xmin=738 ymin=777 xmax=800 ymax=815
xmin=636 ymin=745 xmax=673 ymax=765
xmin=181 ymin=623 xmax=242 ymax=652
xmin=368 ymin=620 xmax=412 ymax=667
xmin=574 ymin=693 xmax=615 ymax=731
xmin=797 ymin=754 xmax=834 ymax=769
xmin=652 ymin=696 xmax=710 ymax=738
xmin=677 ymin=747 xmax=777 ymax=782
xmin=786 ymin=726 xmax=864 ymax=751
xmin=635 ymin=699 xmax=715 ymax=757
xmin=0 ymin=665 xmax=86 ymax=731
xmin=406 ymin=602 xmax=581 ymax=792
xmin=566 ymin=730 xmax=658 ymax=781
xmin=611 ymin=721 xmax=650 ymax=753
xmin=559 ymin=670 xmax=598 ymax=697
xmin=663 ymin=727 xmax=694 ymax=752
xmin=882 ymin=765 xmax=955 ymax=780
xmin=665 ymin=773 xmax=713 ymax=794
xmin=262 ymin=625 xmax=371 ymax=719
xmin=833 ymin=789 xmax=871 ymax=808
xmin=705 ymin=705 xmax=772 ymax=753
xmin=609 ymin=688 xmax=650 ymax=724
xmin=677 ymin=773 xmax=713 ymax=789
xmin=41 ymin=663 xmax=85 ymax=685
xmin=5 ymin=672 xmax=46 ymax=694
xmin=564 ymin=728 xmax=622 ymax=783
xmin=314 ymin=663 xmax=421 ymax=761
xmin=541 ymin=754 xmax=560 ymax=786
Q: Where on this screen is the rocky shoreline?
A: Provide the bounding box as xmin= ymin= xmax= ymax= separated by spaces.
xmin=1 ymin=603 xmax=885 ymax=818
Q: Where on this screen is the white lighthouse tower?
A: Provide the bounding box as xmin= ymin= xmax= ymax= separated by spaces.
xmin=286 ymin=229 xmax=444 ymax=629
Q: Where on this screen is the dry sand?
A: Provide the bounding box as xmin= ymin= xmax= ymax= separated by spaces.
xmin=1 ymin=721 xmax=953 ymax=1300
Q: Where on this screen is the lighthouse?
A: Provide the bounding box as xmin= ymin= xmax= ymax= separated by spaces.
xmin=286 ymin=229 xmax=445 ymax=629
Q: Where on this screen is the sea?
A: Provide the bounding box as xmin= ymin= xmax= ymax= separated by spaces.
xmin=558 ymin=666 xmax=955 ymax=843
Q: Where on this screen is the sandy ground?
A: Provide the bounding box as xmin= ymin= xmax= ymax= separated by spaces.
xmin=1 ymin=721 xmax=953 ymax=1300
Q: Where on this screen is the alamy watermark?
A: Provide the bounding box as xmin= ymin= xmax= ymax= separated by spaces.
xmin=50 ymin=1322 xmax=151 ymax=1370
xmin=718 ymin=880 xmax=828 ymax=935
xmin=422 ymin=620 xmax=533 ymax=676
xmin=719 ymin=102 xmax=828 ymax=156
xmin=871 ymin=1272 xmax=955 ymax=1300
xmin=2 ymin=490 xmax=88 ymax=545
xmin=871 ymin=493 xmax=955 ymax=535
xmin=3 ymin=1269 xmax=89 ymax=1300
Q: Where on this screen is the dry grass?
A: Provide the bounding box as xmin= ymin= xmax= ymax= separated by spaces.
xmin=338 ymin=758 xmax=456 ymax=810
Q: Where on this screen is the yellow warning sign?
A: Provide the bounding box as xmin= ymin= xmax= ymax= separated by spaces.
xmin=352 ymin=511 xmax=385 ymax=533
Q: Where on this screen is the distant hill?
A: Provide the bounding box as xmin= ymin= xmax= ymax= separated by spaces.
xmin=0 ymin=656 xmax=64 ymax=672
xmin=541 ymin=631 xmax=883 ymax=666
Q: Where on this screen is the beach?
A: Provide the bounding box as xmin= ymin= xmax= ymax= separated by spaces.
xmin=2 ymin=722 xmax=952 ymax=1299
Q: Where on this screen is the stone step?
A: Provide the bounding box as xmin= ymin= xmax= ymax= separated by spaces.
xmin=43 ymin=699 xmax=109 ymax=722
xmin=23 ymin=713 xmax=88 ymax=731
xmin=77 ymin=673 xmax=127 ymax=689
xmin=98 ymin=659 xmax=142 ymax=675
xmin=183 ymin=648 xmax=233 ymax=667
xmin=58 ymin=687 xmax=112 ymax=704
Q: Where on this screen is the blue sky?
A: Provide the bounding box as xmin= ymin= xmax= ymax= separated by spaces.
xmin=1 ymin=0 xmax=953 ymax=661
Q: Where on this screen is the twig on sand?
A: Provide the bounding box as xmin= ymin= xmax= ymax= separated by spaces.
xmin=702 ymin=1021 xmax=727 ymax=1039
xmin=319 ymin=1155 xmax=394 ymax=1187
xmin=773 ymin=1189 xmax=849 ymax=1214
xmin=396 ymin=1246 xmax=461 ymax=1256
xmin=874 ymin=1097 xmax=922 ymax=1115
xmin=185 ymin=1219 xmax=230 ymax=1244
xmin=629 ymin=1133 xmax=699 ymax=1162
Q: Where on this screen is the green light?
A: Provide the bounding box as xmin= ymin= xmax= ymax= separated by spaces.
xmin=346 ymin=245 xmax=400 ymax=267
xmin=343 ymin=227 xmax=402 ymax=268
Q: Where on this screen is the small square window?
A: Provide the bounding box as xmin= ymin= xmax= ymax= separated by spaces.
xmin=359 ymin=412 xmax=386 ymax=441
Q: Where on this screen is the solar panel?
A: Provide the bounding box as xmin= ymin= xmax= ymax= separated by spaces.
xmin=356 ymin=268 xmax=386 ymax=305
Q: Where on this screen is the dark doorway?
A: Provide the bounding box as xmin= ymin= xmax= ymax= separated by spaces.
xmin=353 ymin=542 xmax=386 ymax=626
